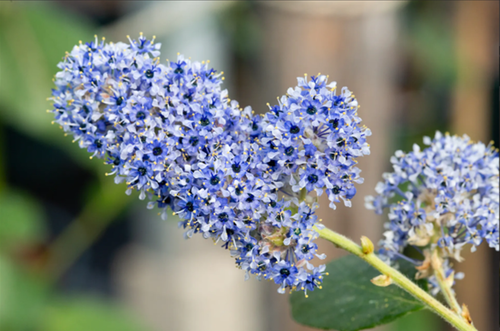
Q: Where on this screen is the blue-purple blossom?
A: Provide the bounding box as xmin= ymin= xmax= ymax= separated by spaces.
xmin=50 ymin=35 xmax=370 ymax=295
xmin=366 ymin=132 xmax=499 ymax=295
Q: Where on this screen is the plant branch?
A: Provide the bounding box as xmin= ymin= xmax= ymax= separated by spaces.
xmin=431 ymin=250 xmax=463 ymax=314
xmin=314 ymin=226 xmax=477 ymax=331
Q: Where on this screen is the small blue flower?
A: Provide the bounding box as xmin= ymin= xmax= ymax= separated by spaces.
xmin=175 ymin=195 xmax=200 ymax=220
xmin=127 ymin=33 xmax=161 ymax=56
xmin=272 ymin=260 xmax=298 ymax=292
xmin=145 ymin=138 xmax=169 ymax=163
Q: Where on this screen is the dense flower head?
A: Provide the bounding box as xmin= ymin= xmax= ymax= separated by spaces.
xmin=366 ymin=132 xmax=499 ymax=294
xmin=50 ymin=33 xmax=239 ymax=203
xmin=49 ymin=35 xmax=370 ymax=295
xmin=216 ymin=74 xmax=370 ymax=295
xmin=259 ymin=74 xmax=371 ymax=210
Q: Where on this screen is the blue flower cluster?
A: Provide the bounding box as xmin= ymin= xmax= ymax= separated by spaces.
xmin=49 ymin=35 xmax=371 ymax=295
xmin=228 ymin=74 xmax=371 ymax=294
xmin=261 ymin=75 xmax=371 ymax=209
xmin=366 ymin=132 xmax=499 ymax=294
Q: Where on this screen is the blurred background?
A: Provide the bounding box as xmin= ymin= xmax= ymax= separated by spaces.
xmin=0 ymin=1 xmax=497 ymax=331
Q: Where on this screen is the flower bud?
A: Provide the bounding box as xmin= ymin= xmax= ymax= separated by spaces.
xmin=360 ymin=236 xmax=374 ymax=254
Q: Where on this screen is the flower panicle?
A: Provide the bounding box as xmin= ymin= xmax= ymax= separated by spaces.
xmin=49 ymin=35 xmax=371 ymax=295
xmin=366 ymin=132 xmax=499 ymax=295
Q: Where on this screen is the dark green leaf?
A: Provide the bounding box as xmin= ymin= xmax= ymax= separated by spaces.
xmin=389 ymin=309 xmax=443 ymax=331
xmin=290 ymin=255 xmax=428 ymax=331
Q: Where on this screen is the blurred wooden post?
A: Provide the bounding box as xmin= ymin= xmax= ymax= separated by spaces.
xmin=256 ymin=2 xmax=404 ymax=330
xmin=452 ymin=1 xmax=497 ymax=143
xmin=451 ymin=2 xmax=498 ymax=331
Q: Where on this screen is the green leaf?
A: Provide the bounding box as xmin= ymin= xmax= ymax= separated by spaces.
xmin=290 ymin=255 xmax=428 ymax=331
xmin=0 ymin=2 xmax=99 ymax=170
xmin=0 ymin=190 xmax=46 ymax=247
xmin=0 ymin=2 xmax=94 ymax=138
xmin=41 ymin=297 xmax=151 ymax=331
xmin=389 ymin=309 xmax=443 ymax=331
xmin=0 ymin=256 xmax=150 ymax=331
xmin=0 ymin=256 xmax=51 ymax=331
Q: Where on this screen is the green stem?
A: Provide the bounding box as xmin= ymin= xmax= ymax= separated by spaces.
xmin=431 ymin=250 xmax=463 ymax=314
xmin=314 ymin=226 xmax=477 ymax=331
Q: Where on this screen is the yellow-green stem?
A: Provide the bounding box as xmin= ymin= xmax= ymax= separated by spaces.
xmin=431 ymin=250 xmax=463 ymax=314
xmin=314 ymin=226 xmax=477 ymax=331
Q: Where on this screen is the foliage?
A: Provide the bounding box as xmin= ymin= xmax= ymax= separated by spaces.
xmin=290 ymin=255 xmax=427 ymax=331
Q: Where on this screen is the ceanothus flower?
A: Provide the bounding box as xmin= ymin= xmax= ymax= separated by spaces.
xmin=257 ymin=75 xmax=371 ymax=208
xmin=366 ymin=132 xmax=499 ymax=295
xmin=220 ymin=74 xmax=370 ymax=295
xmin=50 ymin=35 xmax=370 ymax=295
